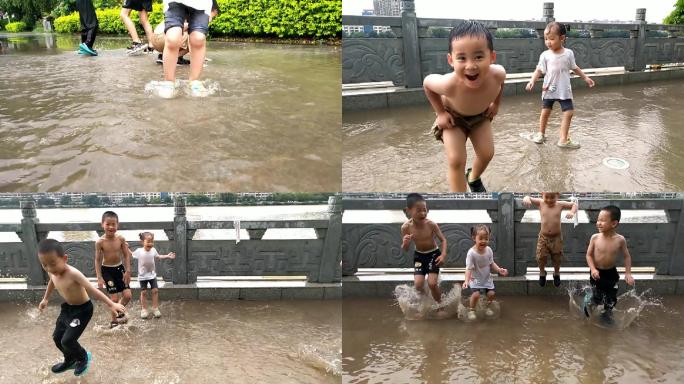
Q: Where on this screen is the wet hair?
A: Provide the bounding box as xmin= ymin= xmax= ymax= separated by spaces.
xmin=602 ymin=205 xmax=621 ymax=223
xmin=38 ymin=238 xmax=65 ymax=257
xmin=471 ymin=224 xmax=491 ymax=237
xmin=139 ymin=231 xmax=154 ymax=241
xmin=542 ymin=192 xmax=560 ymax=197
xmin=102 ymin=210 xmax=119 ymax=223
xmin=545 ymin=22 xmax=568 ymax=36
xmin=448 ymin=21 xmax=494 ymax=53
xmin=406 ymin=193 xmax=426 ymax=208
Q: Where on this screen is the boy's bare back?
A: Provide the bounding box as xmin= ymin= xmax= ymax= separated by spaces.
xmin=96 ymin=235 xmax=128 ymax=266
xmin=427 ymin=64 xmax=505 ymax=116
xmin=402 ymin=218 xmax=440 ymax=252
xmin=49 ymin=265 xmax=90 ymax=305
xmin=588 ymin=232 xmax=626 ymax=269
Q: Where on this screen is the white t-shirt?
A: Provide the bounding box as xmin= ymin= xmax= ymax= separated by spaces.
xmin=536 ymin=48 xmax=578 ymax=100
xmin=133 ymin=247 xmax=159 ymax=281
xmin=465 ymin=246 xmax=495 ymax=289
xmin=164 ymin=0 xmax=213 ymax=16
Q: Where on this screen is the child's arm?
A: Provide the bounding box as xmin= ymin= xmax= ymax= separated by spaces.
xmin=522 ymin=195 xmax=541 ymax=208
xmin=95 ymin=240 xmax=104 ymax=288
xmin=586 ymin=235 xmax=600 ymax=280
xmin=121 ymin=237 xmax=132 ymax=285
xmin=621 ymin=236 xmax=635 ymax=285
xmin=559 ymin=200 xmax=578 ymax=219
xmin=486 ymin=66 xmax=506 ymax=119
xmin=433 ymin=222 xmax=447 ymax=266
xmin=38 ymin=277 xmax=54 ymax=310
xmin=74 ymin=270 xmax=125 ymax=316
xmin=462 ymin=268 xmax=472 ymax=289
xmin=156 ymin=251 xmax=176 ymax=260
xmin=423 ymin=74 xmax=455 ymax=130
xmin=401 ymin=222 xmax=413 ymax=252
xmin=525 ymin=69 xmax=543 ymax=91
xmin=572 ymin=66 xmax=595 ymax=88
xmin=490 ymin=261 xmax=508 ymax=276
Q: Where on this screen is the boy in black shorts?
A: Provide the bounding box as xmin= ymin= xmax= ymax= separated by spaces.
xmin=120 ymin=0 xmax=155 ymax=54
xmin=95 ymin=211 xmax=133 ymax=327
xmin=401 ymin=193 xmax=448 ymax=303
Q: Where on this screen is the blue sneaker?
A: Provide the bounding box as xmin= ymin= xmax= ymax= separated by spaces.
xmin=79 ymin=43 xmax=98 ymax=56
xmin=51 ymin=361 xmax=76 ymax=374
xmin=74 ymin=351 xmax=92 ymax=376
xmin=582 ymin=291 xmax=592 ymax=317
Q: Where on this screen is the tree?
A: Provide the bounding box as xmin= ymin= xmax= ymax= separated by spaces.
xmin=665 ymin=0 xmax=684 ymax=24
xmin=100 ymin=196 xmax=112 ymax=205
xmin=0 ymin=0 xmax=59 ymax=25
xmin=59 ymin=195 xmax=72 ymax=206
xmin=161 ymin=195 xmax=173 ymax=204
xmin=83 ymin=194 xmax=101 ymax=207
xmin=186 ymin=194 xmax=211 ymax=205
xmin=218 ymin=193 xmax=237 ymax=203
xmin=37 ymin=197 xmax=55 ymax=207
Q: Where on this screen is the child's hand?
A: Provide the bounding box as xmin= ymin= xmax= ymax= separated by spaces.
xmin=590 ymin=268 xmax=600 ymax=280
xmin=522 ymin=196 xmax=532 ymax=208
xmin=585 ymin=77 xmax=595 ymax=88
xmin=168 ymin=252 xmax=176 ymax=259
xmin=525 ymin=81 xmax=534 ymax=92
xmin=38 ymin=299 xmax=48 ymax=311
xmin=565 ymin=211 xmax=575 ymax=219
xmin=436 ymin=111 xmax=455 ymax=131
xmin=97 ymin=278 xmax=105 ymax=288
xmin=486 ymin=102 xmax=499 ymax=119
xmin=402 ymin=234 xmax=413 ymax=246
xmin=124 ymin=271 xmax=131 ymax=285
xmin=462 ymin=281 xmax=469 ymax=289
xmin=625 ymin=273 xmax=635 ymax=286
xmin=499 ymin=268 xmax=508 ymax=277
xmin=110 ymin=302 xmax=126 ymax=316
xmin=436 ymin=253 xmax=445 ymax=266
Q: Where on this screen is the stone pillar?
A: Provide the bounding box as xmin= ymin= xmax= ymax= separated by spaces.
xmin=669 ymin=198 xmax=684 ymax=275
xmin=19 ymin=201 xmax=46 ymax=286
xmin=247 ymin=229 xmax=266 ymax=240
xmin=497 ymin=193 xmax=516 ymax=275
xmin=172 ymin=197 xmax=190 ymax=284
xmin=400 ymin=0 xmax=422 ymax=88
xmin=543 ymin=2 xmax=555 ymax=23
xmin=316 ymin=195 xmax=342 ymax=283
xmin=628 ymin=8 xmax=647 ymax=71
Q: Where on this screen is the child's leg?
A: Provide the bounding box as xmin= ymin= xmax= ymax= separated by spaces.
xmin=469 ymin=290 xmax=480 ymax=309
xmin=163 ymin=27 xmax=183 ymax=81
xmin=427 ymin=273 xmax=441 ymax=303
xmin=138 ymin=10 xmax=155 ymax=44
xmin=188 ymin=31 xmax=206 ymax=81
xmin=52 ymin=315 xmax=69 ymax=360
xmin=59 ymin=303 xmax=93 ymax=363
xmin=558 ymin=110 xmax=574 ymax=143
xmin=140 ymin=289 xmax=148 ymax=310
xmin=442 ymin=127 xmax=468 ymax=192
xmin=539 ymin=107 xmax=551 ymax=135
xmin=467 ymin=120 xmax=494 ymax=182
xmin=120 ymin=7 xmax=141 ymax=43
xmin=486 ymin=290 xmax=495 ymax=304
xmin=109 ymin=293 xmax=119 ymax=320
xmin=120 ymin=288 xmax=132 ymax=307
xmin=536 ymin=235 xmax=548 ymax=277
xmin=151 ymin=288 xmax=160 ymax=309
xmin=414 ymin=274 xmax=426 ymax=294
xmin=76 ymin=0 xmax=98 ymax=48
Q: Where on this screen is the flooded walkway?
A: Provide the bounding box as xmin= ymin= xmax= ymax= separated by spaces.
xmin=343 ymin=296 xmax=684 ymax=383
xmin=1 ymin=300 xmax=340 ymax=383
xmin=0 ymin=34 xmax=341 ymax=192
xmin=343 ymin=80 xmax=684 ymax=192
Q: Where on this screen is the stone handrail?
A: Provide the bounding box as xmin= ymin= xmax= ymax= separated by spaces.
xmin=343 ymin=1 xmax=684 ymax=87
xmin=0 ymin=196 xmax=342 ymax=286
xmin=341 ymin=193 xmax=684 ymax=276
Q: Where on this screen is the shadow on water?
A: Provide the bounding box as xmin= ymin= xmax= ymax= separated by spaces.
xmin=343 ymin=295 xmax=684 ymax=383
xmin=0 ymin=33 xmax=341 ymax=192
xmin=343 ymin=80 xmax=684 ymax=192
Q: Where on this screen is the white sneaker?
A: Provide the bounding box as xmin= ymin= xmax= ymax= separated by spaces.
xmin=485 ymin=307 xmax=494 ymax=317
xmin=140 ymin=309 xmax=149 ymax=319
xmin=532 ymin=132 xmax=546 ymax=144
xmin=467 ymin=310 xmax=477 ymax=320
xmin=157 ymin=80 xmax=176 ymax=99
xmin=557 ymin=138 xmax=581 ymax=149
xmin=153 ymin=308 xmax=162 ymax=318
xmin=189 ymin=80 xmax=208 ymax=97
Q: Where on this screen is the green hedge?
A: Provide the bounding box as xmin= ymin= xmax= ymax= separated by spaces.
xmin=54 ymin=0 xmax=340 ymax=38
xmin=5 ymin=21 xmax=29 ymax=33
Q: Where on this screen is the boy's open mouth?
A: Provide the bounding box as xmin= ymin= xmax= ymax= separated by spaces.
xmin=465 ymin=73 xmax=479 ymax=81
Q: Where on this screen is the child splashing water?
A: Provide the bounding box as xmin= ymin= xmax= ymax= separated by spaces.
xmin=462 ymin=225 xmax=508 ymax=320
xmin=133 ymin=232 xmax=175 ymax=319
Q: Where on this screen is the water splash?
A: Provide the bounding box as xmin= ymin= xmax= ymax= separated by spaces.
xmin=292 ymin=342 xmax=342 ymax=376
xmin=394 ymin=283 xmax=463 ymax=320
xmin=144 ymin=79 xmax=221 ymax=98
xmin=568 ymin=283 xmax=662 ymax=330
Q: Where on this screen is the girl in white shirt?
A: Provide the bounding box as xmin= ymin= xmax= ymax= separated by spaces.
xmin=133 ymin=232 xmax=175 ymax=319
